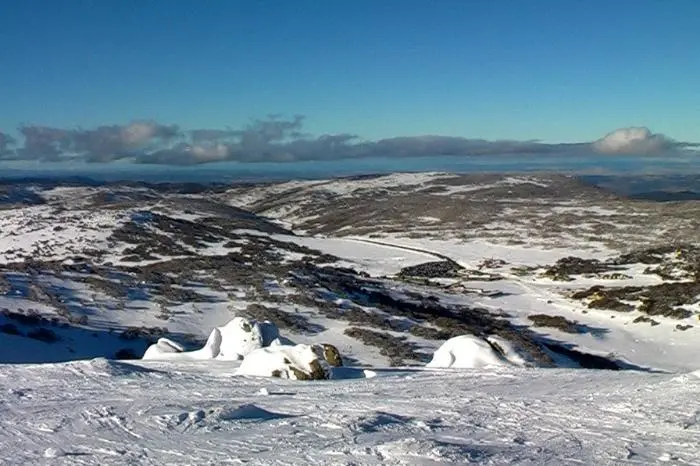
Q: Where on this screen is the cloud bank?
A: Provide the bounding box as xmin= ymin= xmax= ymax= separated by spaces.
xmin=0 ymin=117 xmax=697 ymax=165
xmin=593 ymin=127 xmax=678 ymax=154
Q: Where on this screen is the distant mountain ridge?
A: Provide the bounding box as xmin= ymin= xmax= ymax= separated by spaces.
xmin=2 ymin=171 xmax=700 ymax=204
xmin=627 ymin=190 xmax=700 ymax=202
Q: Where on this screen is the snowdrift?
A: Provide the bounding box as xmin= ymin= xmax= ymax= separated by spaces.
xmin=143 ymin=327 xmax=223 ymax=361
xmin=426 ymin=335 xmax=529 ymax=369
xmin=142 ymin=316 xmax=281 ymax=362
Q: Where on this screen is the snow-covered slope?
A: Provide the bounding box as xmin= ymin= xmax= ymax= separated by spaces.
xmin=221 ymin=172 xmax=700 ymax=252
xmin=1 ymin=359 xmax=698 ymax=465
xmin=2 ymin=177 xmax=700 ymax=372
xmin=2 ymin=174 xmax=700 ymax=465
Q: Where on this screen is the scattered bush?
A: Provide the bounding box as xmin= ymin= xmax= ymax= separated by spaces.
xmin=242 ymin=304 xmax=324 ymax=334
xmin=69 ymin=315 xmax=89 ymax=325
xmin=27 ymin=327 xmax=60 ymax=343
xmin=398 ymin=261 xmax=462 ymax=279
xmin=639 ymin=299 xmax=693 ymax=319
xmin=114 ymin=348 xmax=139 ymax=360
xmin=632 ymin=316 xmax=660 ymax=326
xmin=541 ymin=256 xmax=620 ymax=281
xmin=344 ymin=327 xmax=425 ymax=366
xmin=408 ymin=325 xmax=451 ymax=341
xmin=572 ymin=281 xmax=700 ymax=319
xmin=0 ymin=323 xmax=22 ymax=336
xmin=2 ymin=309 xmax=46 ymax=326
xmin=119 ymin=326 xmax=168 ymax=342
xmin=588 ymin=297 xmax=635 ymax=313
xmin=527 ymin=314 xmax=579 ymax=333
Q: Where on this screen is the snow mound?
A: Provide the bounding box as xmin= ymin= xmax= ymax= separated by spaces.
xmin=141 ymin=317 xmax=281 ymax=361
xmin=426 ymin=335 xmax=528 ymax=369
xmin=43 ymin=447 xmax=66 ymax=458
xmin=216 ymin=404 xmax=295 ymax=422
xmin=143 ymin=328 xmax=222 ymax=361
xmin=72 ymin=358 xmax=164 ymax=377
xmin=139 ymin=317 xmax=344 ymax=378
xmin=217 ymin=317 xmax=281 ymax=360
xmin=236 ymin=344 xmax=336 ymax=380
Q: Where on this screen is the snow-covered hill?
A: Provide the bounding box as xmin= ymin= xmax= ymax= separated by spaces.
xmin=220 ymin=172 xmax=700 ymax=251
xmin=2 ymin=173 xmax=700 ymax=464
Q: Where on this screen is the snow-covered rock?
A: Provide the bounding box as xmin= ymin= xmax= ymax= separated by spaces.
xmin=142 ymin=328 xmax=222 ymax=361
xmin=141 ymin=317 xmax=280 ymax=361
xmin=485 ymin=335 xmax=532 ymax=367
xmin=140 ymin=316 xmax=340 ymax=374
xmin=427 ymin=335 xmax=525 ymax=369
xmin=319 ymin=343 xmax=343 ymax=367
xmin=216 ymin=317 xmax=281 ymax=360
xmin=236 ymin=344 xmax=336 ymax=380
xmin=142 ymin=338 xmax=186 ymax=360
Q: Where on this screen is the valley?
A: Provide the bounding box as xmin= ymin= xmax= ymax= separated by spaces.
xmin=1 ymin=172 xmax=699 ymax=464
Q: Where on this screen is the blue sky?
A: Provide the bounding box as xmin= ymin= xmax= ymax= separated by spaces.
xmin=1 ymin=0 xmax=699 ymax=166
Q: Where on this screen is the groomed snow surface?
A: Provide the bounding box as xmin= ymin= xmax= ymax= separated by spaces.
xmin=7 ymin=316 xmax=686 ymax=465
xmin=1 ymin=359 xmax=698 ymax=465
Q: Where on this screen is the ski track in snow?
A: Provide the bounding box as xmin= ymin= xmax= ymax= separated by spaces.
xmin=1 ymin=360 xmax=699 ymax=465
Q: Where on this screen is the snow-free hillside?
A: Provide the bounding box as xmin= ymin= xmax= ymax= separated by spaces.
xmin=0 ymin=359 xmax=698 ymax=465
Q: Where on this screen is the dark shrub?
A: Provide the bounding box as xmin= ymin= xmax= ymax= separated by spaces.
xmin=344 ymin=327 xmax=425 ymax=366
xmin=242 ymin=304 xmax=324 ymax=334
xmin=119 ymin=326 xmax=168 ymax=342
xmin=114 ymin=348 xmax=139 ymax=360
xmin=632 ymin=316 xmax=660 ymax=326
xmin=528 ymin=314 xmax=579 ymax=333
xmin=27 ymin=327 xmax=60 ymax=343
xmin=0 ymin=323 xmax=22 ymax=335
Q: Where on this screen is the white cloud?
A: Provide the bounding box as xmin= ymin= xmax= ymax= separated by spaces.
xmin=121 ymin=122 xmax=161 ymax=145
xmin=189 ymin=143 xmax=230 ymax=162
xmin=3 ymin=118 xmax=697 ymax=164
xmin=593 ymin=127 xmax=672 ymax=154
